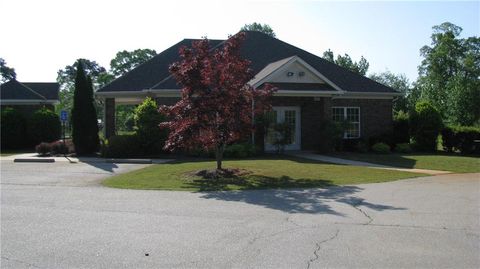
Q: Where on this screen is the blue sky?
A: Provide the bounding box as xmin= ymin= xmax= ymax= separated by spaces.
xmin=1 ymin=0 xmax=478 ymax=83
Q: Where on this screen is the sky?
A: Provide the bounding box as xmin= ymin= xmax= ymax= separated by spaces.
xmin=1 ymin=0 xmax=478 ymax=83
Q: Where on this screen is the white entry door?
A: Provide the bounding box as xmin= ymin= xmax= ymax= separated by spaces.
xmin=265 ymin=106 xmax=301 ymax=151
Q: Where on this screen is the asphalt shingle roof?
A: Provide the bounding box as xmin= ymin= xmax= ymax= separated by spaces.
xmin=23 ymin=83 xmax=60 ymax=100
xmin=98 ymin=31 xmax=396 ymax=94
xmin=98 ymin=39 xmax=224 ymax=92
xmin=0 ymin=80 xmax=59 ymax=101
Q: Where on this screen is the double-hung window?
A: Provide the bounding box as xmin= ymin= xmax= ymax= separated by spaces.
xmin=332 ymin=107 xmax=360 ymax=138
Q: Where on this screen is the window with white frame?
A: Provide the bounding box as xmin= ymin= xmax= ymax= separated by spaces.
xmin=332 ymin=107 xmax=360 ymax=138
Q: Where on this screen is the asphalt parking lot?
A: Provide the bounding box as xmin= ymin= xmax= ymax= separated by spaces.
xmin=1 ymin=160 xmax=479 ymax=268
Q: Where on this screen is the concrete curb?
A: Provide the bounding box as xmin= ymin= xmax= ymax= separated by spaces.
xmin=14 ymin=158 xmax=55 ymax=163
xmin=105 ymin=159 xmax=153 ymax=164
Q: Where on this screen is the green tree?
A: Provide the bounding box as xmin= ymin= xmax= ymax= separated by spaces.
xmin=134 ymin=97 xmax=166 ymax=155
xmin=240 ymin=22 xmax=276 ymax=37
xmin=71 ymin=60 xmax=100 ymax=155
xmin=0 ymin=58 xmax=16 ymax=82
xmin=322 ymin=49 xmax=369 ymax=75
xmin=56 ymin=58 xmax=110 ymax=119
xmin=417 ymin=22 xmax=480 ymax=125
xmin=410 ymin=101 xmax=443 ymax=151
xmin=110 ymin=49 xmax=157 ymax=77
xmin=370 ymin=71 xmax=411 ymax=113
xmin=109 ymin=49 xmax=157 ymax=131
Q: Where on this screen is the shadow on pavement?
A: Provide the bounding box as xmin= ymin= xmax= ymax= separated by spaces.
xmin=200 ymin=185 xmax=406 ymax=215
xmin=72 ymin=157 xmax=119 ymax=173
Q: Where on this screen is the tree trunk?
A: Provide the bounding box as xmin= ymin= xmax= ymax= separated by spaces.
xmin=215 ymin=144 xmax=224 ymax=170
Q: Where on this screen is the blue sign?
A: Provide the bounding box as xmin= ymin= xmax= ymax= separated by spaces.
xmin=60 ymin=110 xmax=68 ymax=122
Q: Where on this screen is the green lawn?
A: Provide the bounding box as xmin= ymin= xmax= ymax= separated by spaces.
xmin=0 ymin=149 xmax=32 ymax=156
xmin=103 ymin=157 xmax=424 ymax=191
xmin=330 ymin=152 xmax=480 ymax=173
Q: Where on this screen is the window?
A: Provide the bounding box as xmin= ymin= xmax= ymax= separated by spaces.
xmin=332 ymin=107 xmax=360 ymax=138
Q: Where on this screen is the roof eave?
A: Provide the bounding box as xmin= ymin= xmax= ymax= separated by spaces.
xmin=0 ymin=99 xmax=59 ymax=105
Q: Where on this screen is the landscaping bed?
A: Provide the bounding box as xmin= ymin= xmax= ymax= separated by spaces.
xmin=102 ymin=156 xmax=424 ymax=191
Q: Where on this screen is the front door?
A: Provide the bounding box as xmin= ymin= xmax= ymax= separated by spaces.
xmin=265 ymin=106 xmax=301 ymax=151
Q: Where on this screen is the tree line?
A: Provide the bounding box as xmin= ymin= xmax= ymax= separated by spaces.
xmin=1 ymin=22 xmax=478 ymax=127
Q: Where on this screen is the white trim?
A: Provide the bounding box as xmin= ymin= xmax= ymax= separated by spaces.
xmin=294 ymin=57 xmax=345 ymax=93
xmin=264 ymin=106 xmax=301 ymax=151
xmin=143 ymin=89 xmax=181 ymax=97
xmin=274 ymin=90 xmax=340 ymax=97
xmin=333 ymin=91 xmax=401 ymax=99
xmin=95 ymin=89 xmax=182 ymax=98
xmin=332 ymin=106 xmax=361 ymax=139
xmin=251 ymin=56 xmax=345 ymax=94
xmin=0 ymin=99 xmax=58 ymax=105
xmin=96 ymin=89 xmax=400 ymax=99
xmin=95 ymin=91 xmax=146 ymax=97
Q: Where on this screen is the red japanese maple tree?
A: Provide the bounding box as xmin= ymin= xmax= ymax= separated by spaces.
xmin=160 ymin=32 xmax=275 ymax=170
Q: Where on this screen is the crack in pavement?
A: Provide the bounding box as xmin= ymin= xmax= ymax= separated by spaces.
xmin=345 ymin=198 xmax=373 ymax=225
xmin=306 ymin=229 xmax=340 ymax=269
xmin=334 ymin=221 xmax=477 ymax=232
xmin=285 ymin=215 xmax=304 ymax=227
xmin=1 ymin=256 xmax=44 ymax=269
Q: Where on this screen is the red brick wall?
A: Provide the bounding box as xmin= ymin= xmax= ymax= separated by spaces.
xmin=332 ymin=98 xmax=393 ymax=139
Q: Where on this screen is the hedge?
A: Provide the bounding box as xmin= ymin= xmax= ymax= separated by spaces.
xmin=371 ymin=142 xmax=391 ymax=154
xmin=28 ymin=107 xmax=61 ymax=145
xmin=103 ymin=135 xmax=142 ymax=158
xmin=1 ymin=107 xmax=27 ymax=149
xmin=392 ymin=111 xmax=410 ymax=144
xmin=441 ymin=126 xmax=480 ymax=154
xmin=410 ymin=101 xmax=443 ymax=151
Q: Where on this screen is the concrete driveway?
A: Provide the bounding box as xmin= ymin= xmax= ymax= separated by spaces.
xmin=1 ymin=160 xmax=479 ymax=268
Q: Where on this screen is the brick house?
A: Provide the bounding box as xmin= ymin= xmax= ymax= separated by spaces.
xmin=96 ymin=31 xmax=400 ymax=151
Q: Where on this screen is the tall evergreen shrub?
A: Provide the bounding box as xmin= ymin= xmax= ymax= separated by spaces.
xmin=71 ymin=60 xmax=99 ymax=155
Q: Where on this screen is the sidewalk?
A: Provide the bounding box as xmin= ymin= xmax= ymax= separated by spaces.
xmin=289 ymin=152 xmax=451 ymax=175
xmin=0 ymin=153 xmax=173 ymax=164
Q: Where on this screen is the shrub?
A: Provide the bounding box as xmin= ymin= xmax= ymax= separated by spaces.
xmin=35 ymin=142 xmax=51 ymax=156
xmin=368 ymin=132 xmax=393 ymax=148
xmin=224 ymin=143 xmax=256 ymax=158
xmin=71 ymin=62 xmax=100 ymax=155
xmin=317 ymin=119 xmax=345 ymax=152
xmin=395 ymin=143 xmax=412 ymax=153
xmin=50 ymin=140 xmax=69 ymax=155
xmin=441 ymin=126 xmax=480 ymax=154
xmin=1 ymin=107 xmax=28 ymax=149
xmin=104 ymin=135 xmax=142 ymax=158
xmin=134 ymin=98 xmax=166 ymax=155
xmin=441 ymin=127 xmax=457 ymax=153
xmin=28 ymin=107 xmax=61 ymax=145
xmin=393 ymin=111 xmax=410 ymax=144
xmin=355 ymin=140 xmax=369 ymax=153
xmin=409 ymin=101 xmax=443 ymax=151
xmin=269 ymin=122 xmax=292 ymax=154
xmin=372 ymin=142 xmax=390 ymax=154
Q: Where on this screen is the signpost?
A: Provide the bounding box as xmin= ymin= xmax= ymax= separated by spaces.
xmin=60 ymin=110 xmax=68 ymax=155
